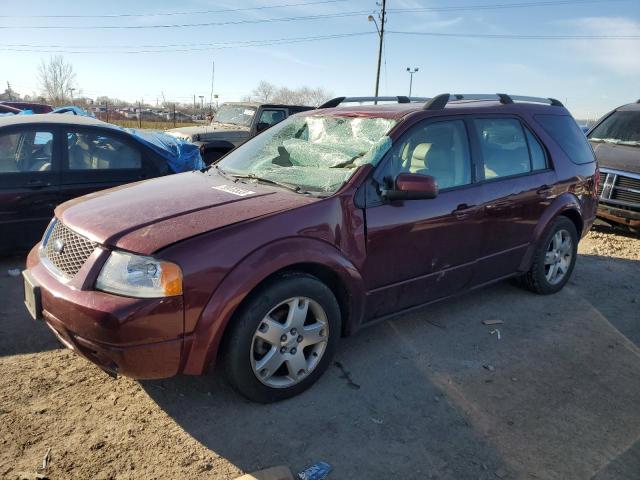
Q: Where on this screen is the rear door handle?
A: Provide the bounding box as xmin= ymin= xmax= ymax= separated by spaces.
xmin=536 ymin=184 xmax=553 ymax=197
xmin=453 ymin=203 xmax=478 ymax=220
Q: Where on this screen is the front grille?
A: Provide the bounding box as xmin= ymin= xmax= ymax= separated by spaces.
xmin=599 ymin=170 xmax=640 ymax=208
xmin=44 ymin=222 xmax=97 ymax=278
xmin=611 ymin=188 xmax=640 ymax=204
xmin=617 ymin=175 xmax=640 ymax=191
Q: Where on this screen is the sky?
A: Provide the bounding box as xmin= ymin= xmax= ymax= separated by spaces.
xmin=1 ymin=0 xmax=639 ymax=119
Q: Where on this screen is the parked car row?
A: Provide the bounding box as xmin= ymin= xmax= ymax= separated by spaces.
xmin=21 ymin=93 xmax=600 ymax=402
xmin=0 ymin=114 xmax=203 ymax=252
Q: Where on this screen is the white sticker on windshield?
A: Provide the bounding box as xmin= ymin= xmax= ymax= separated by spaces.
xmin=244 ymin=109 xmax=255 ymax=116
xmin=212 ymin=184 xmax=256 ymax=197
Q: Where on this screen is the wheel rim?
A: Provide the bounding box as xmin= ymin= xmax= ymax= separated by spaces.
xmin=544 ymin=229 xmax=573 ymax=285
xmin=250 ymin=297 xmax=329 ymax=389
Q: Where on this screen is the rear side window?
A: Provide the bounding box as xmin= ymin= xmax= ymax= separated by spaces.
xmin=535 ymin=114 xmax=595 ymax=164
xmin=475 ymin=118 xmax=531 ymax=179
xmin=66 ymin=131 xmax=142 ymax=170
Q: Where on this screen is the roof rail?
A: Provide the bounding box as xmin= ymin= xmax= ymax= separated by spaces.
xmin=318 ymin=96 xmax=430 ymax=109
xmin=423 ymin=93 xmax=564 ymax=110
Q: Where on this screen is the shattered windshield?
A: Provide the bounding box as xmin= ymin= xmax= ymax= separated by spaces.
xmin=215 ymin=114 xmax=396 ymax=193
xmin=589 ymin=111 xmax=640 ymax=146
xmin=212 ymin=104 xmax=257 ymax=127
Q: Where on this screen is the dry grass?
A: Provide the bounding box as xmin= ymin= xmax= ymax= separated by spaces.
xmin=102 ymin=119 xmax=200 ymax=130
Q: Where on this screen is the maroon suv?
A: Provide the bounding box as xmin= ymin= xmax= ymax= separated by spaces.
xmin=23 ymin=93 xmax=598 ymax=402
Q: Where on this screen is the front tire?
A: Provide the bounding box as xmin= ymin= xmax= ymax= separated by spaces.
xmin=521 ymin=216 xmax=578 ymax=295
xmin=222 ymin=274 xmax=341 ymax=403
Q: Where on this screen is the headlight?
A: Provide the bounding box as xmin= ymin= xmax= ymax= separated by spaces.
xmin=96 ymin=251 xmax=183 ymax=298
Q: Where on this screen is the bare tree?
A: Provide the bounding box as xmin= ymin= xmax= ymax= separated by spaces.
xmin=37 ymin=55 xmax=77 ymax=105
xmin=252 ymin=81 xmax=277 ymax=103
xmin=248 ymin=81 xmax=332 ymax=107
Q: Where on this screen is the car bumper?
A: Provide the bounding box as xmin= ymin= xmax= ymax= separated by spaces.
xmin=597 ymin=203 xmax=640 ymax=228
xmin=25 ymin=245 xmax=184 ymax=379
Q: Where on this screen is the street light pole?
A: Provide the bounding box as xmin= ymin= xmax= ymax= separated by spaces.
xmin=406 ymin=67 xmax=419 ymax=97
xmin=368 ymin=0 xmax=386 ymax=101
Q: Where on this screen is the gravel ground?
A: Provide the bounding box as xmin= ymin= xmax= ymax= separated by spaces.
xmin=1 ymin=227 xmax=639 ymax=480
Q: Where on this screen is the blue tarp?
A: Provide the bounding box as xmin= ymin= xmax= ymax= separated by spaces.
xmin=52 ymin=106 xmax=93 ymax=117
xmin=122 ymin=128 xmax=205 ymax=173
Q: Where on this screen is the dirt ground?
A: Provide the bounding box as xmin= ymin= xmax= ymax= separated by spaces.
xmin=1 ymin=225 xmax=639 ymax=480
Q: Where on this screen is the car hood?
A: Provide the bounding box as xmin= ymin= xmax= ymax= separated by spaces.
xmin=55 ymin=170 xmax=319 ymax=254
xmin=591 ymin=142 xmax=640 ymax=174
xmin=166 ymin=123 xmax=250 ymax=142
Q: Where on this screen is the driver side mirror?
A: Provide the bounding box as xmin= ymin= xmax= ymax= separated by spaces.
xmin=256 ymin=122 xmax=270 ymax=133
xmin=382 ymin=173 xmax=439 ymax=201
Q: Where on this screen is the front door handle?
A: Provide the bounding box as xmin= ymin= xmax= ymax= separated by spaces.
xmin=452 ymin=203 xmax=477 ymax=220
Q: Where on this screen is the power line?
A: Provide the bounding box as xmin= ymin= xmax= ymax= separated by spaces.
xmin=1 ymin=29 xmax=637 ymax=55
xmin=386 ymin=0 xmax=629 ymax=13
xmin=0 ymin=0 xmax=628 ymax=30
xmin=0 ymin=0 xmax=347 ymax=18
xmin=387 ymin=30 xmax=640 ymax=40
xmin=0 ymin=32 xmax=375 ymax=54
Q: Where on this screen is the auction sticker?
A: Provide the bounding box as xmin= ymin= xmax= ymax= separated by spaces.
xmin=211 ymin=184 xmax=256 ymax=197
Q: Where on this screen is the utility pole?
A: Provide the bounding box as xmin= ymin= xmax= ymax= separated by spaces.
xmin=193 ymin=94 xmax=196 ymax=112
xmin=69 ymin=87 xmax=76 ymax=104
xmin=6 ymin=82 xmax=13 ymax=100
xmin=209 ymin=60 xmax=215 ymax=117
xmin=138 ymin=100 xmax=142 ymax=128
xmin=406 ymin=67 xmax=419 ymax=97
xmin=368 ymin=0 xmax=386 ymax=101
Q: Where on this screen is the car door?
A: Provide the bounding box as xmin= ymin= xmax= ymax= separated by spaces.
xmin=254 ymin=108 xmax=287 ymax=135
xmin=361 ymin=117 xmax=484 ymax=320
xmin=59 ymin=126 xmax=159 ymax=204
xmin=0 ymin=125 xmax=61 ymax=250
xmin=471 ymin=116 xmax=557 ymax=283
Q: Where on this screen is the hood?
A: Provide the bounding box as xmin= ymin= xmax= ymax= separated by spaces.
xmin=56 ymin=170 xmax=319 ymax=254
xmin=166 ymin=123 xmax=250 ymax=142
xmin=590 ymin=142 xmax=640 ymax=175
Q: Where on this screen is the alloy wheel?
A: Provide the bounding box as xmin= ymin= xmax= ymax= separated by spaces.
xmin=250 ymin=297 xmax=329 ymax=388
xmin=544 ymin=229 xmax=573 ymax=285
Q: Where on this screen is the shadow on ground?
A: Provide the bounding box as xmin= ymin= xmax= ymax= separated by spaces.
xmin=143 ymin=254 xmax=640 ymax=479
xmin=0 ymin=257 xmax=60 ymax=357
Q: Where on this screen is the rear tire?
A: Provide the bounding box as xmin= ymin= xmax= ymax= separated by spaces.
xmin=222 ymin=274 xmax=341 ymax=403
xmin=520 ymin=216 xmax=578 ymax=295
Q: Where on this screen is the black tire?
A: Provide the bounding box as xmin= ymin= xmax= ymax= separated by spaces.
xmin=520 ymin=216 xmax=578 ymax=295
xmin=222 ymin=273 xmax=341 ymax=403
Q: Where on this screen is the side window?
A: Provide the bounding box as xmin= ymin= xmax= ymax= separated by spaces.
xmin=475 ymin=118 xmax=531 ymax=179
xmin=525 ymin=129 xmax=547 ymax=171
xmin=0 ymin=130 xmax=53 ymax=173
xmin=258 ymin=110 xmax=286 ymax=128
xmin=66 ymin=131 xmax=141 ymax=170
xmin=535 ymin=114 xmax=595 ymax=164
xmin=385 ymin=120 xmax=472 ymax=190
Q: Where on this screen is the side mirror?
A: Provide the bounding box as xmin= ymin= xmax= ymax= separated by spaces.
xmin=382 ymin=173 xmax=439 ymax=201
xmin=256 ymin=122 xmax=270 ymax=133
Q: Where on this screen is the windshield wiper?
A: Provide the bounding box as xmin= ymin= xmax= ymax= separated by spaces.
xmin=230 ymin=173 xmax=309 ymax=194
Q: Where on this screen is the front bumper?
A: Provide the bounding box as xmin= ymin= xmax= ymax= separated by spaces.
xmin=597 ymin=203 xmax=640 ymax=228
xmin=26 ymin=245 xmax=184 ymax=379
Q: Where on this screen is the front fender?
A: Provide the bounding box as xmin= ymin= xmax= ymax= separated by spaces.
xmin=517 ymin=192 xmax=582 ymax=271
xmin=181 ymin=237 xmax=365 ymax=375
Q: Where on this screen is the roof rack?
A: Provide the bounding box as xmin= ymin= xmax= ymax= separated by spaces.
xmin=423 ymin=93 xmax=564 ymax=110
xmin=318 ymin=96 xmax=430 ymax=109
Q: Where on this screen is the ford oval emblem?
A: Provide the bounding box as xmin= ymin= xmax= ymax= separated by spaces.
xmin=53 ymin=238 xmax=65 ymax=254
